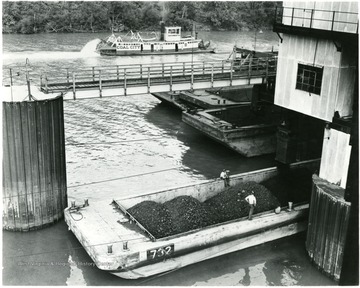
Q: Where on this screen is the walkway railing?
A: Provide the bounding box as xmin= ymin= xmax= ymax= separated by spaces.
xmin=38 ymin=57 xmax=277 ymax=98
xmin=274 ymin=6 xmax=358 ymax=34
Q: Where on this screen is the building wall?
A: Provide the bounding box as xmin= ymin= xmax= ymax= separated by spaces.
xmin=274 ymin=34 xmax=355 ymax=121
xmin=319 ymin=128 xmax=351 ymax=188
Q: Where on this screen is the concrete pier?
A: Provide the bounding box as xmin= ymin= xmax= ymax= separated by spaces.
xmin=2 ymin=90 xmax=67 ymax=231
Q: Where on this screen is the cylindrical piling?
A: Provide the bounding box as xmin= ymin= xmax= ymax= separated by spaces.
xmin=306 ymin=175 xmax=351 ymax=281
xmin=2 ymin=95 xmax=67 ymax=231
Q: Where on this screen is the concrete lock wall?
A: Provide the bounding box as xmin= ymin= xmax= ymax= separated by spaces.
xmin=2 ymin=96 xmax=67 ymax=231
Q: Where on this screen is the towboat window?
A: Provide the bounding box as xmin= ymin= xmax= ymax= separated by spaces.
xmin=296 ymin=63 xmax=323 ymax=95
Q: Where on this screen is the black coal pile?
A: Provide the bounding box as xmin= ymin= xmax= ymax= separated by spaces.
xmin=127 ymin=181 xmax=281 ymax=238
xmin=204 ymin=181 xmax=280 ymax=222
xmin=261 ymin=168 xmax=313 ymax=206
xmin=164 ymin=196 xmax=217 ymax=234
xmin=127 ymin=201 xmax=174 ymax=238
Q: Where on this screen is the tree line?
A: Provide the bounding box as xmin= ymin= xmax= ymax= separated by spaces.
xmin=2 ymin=1 xmax=281 ymax=34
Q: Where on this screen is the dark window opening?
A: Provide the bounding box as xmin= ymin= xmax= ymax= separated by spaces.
xmin=296 ymin=63 xmax=323 ymax=95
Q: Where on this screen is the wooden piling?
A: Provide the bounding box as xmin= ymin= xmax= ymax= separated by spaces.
xmin=306 ymin=175 xmax=351 ymax=281
xmin=2 ymin=95 xmax=67 ymax=231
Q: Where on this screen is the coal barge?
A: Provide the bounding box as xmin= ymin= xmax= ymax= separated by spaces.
xmin=64 ymin=160 xmax=318 ymax=279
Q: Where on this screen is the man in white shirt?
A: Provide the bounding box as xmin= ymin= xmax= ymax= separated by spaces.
xmin=220 ymin=169 xmax=230 ymax=187
xmin=245 ymin=192 xmax=256 ymax=220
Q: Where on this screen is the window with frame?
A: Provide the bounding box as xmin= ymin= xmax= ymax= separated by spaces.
xmin=296 ymin=63 xmax=323 ymax=95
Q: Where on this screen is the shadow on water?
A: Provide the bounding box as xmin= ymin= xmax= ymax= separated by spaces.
xmin=145 ymin=102 xmax=277 ymax=179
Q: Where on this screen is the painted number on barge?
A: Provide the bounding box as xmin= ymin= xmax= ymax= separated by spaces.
xmin=147 ymin=244 xmax=174 ymax=260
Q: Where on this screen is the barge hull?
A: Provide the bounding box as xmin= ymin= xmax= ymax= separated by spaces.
xmin=111 ymin=220 xmax=307 ymax=279
xmin=182 ymin=111 xmax=276 ymax=157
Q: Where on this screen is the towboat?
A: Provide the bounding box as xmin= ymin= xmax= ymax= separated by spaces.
xmin=64 ymin=159 xmax=318 ymax=279
xmin=97 ymin=25 xmax=212 ymax=56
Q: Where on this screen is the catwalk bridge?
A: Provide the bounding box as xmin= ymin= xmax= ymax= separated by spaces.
xmin=37 ymin=56 xmax=277 ymax=100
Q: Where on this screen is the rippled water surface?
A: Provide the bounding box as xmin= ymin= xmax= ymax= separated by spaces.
xmin=2 ymin=31 xmax=336 ymax=286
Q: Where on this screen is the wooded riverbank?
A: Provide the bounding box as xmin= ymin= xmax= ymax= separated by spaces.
xmin=2 ymin=1 xmax=281 ymax=34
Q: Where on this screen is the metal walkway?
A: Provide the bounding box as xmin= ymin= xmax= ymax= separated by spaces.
xmin=38 ymin=56 xmax=277 ymax=100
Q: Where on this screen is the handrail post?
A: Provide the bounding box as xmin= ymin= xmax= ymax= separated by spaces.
xmin=248 ymin=57 xmax=252 ymax=85
xmin=331 ymin=11 xmax=335 ymax=31
xmin=222 ymin=61 xmax=224 ymax=73
xmin=124 ymin=68 xmax=127 ymax=96
xmin=183 ymin=62 xmax=185 ymax=76
xmin=99 ymin=70 xmax=102 ymax=98
xmin=211 ymin=64 xmax=214 ymax=88
xmin=147 ymin=67 xmax=151 ymax=94
xmin=230 ymin=61 xmax=233 ymax=86
xmin=140 ymin=64 xmax=142 ymax=80
xmin=162 ymin=63 xmax=164 ymax=78
xmin=66 ymin=68 xmax=69 ymax=84
xmin=265 ymin=57 xmax=269 ymax=80
xmin=191 ymin=64 xmax=194 ymax=90
xmin=72 ymin=72 xmax=76 ymax=100
xmin=117 ymin=65 xmax=119 ymax=81
xmin=203 ymin=62 xmax=205 ymax=74
xmin=92 ymin=67 xmax=95 ymax=82
xmin=310 ymin=9 xmax=314 ymax=28
xmin=291 ymin=7 xmax=294 ymax=26
xmin=9 ymin=68 xmax=13 ymax=87
xmin=170 ymin=66 xmax=173 ymax=91
xmin=45 ymin=73 xmax=48 ymax=93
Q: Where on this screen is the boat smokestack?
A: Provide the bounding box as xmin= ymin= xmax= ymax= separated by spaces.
xmin=160 ymin=21 xmax=165 ymax=41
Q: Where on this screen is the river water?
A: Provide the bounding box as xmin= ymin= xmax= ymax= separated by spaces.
xmin=2 ymin=31 xmax=336 ymax=286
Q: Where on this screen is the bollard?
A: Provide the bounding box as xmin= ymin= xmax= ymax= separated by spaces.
xmin=123 ymin=241 xmax=128 ymax=250
xmin=288 ymin=202 xmax=293 ymax=212
xmin=275 ymin=206 xmax=281 ymax=214
xmin=84 ymin=199 xmax=89 ymax=207
xmin=107 ymin=245 xmax=113 ymax=254
xmin=71 ymin=201 xmax=76 ymax=208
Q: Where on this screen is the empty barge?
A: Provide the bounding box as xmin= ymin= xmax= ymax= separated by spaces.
xmin=64 ymin=160 xmax=318 ymax=279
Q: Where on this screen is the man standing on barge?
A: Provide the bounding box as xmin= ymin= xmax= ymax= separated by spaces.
xmin=245 ymin=192 xmax=256 ymax=220
xmin=220 ymin=169 xmax=230 ymax=187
